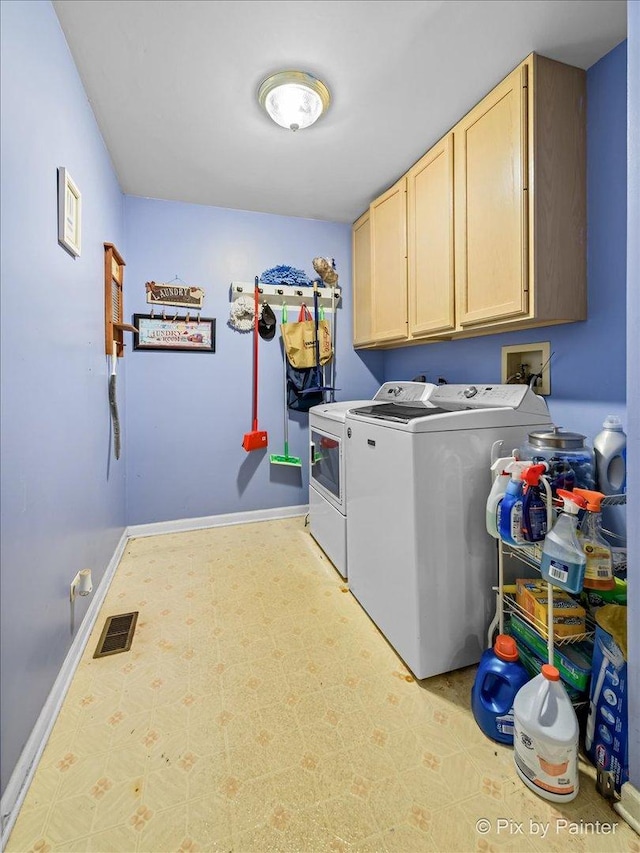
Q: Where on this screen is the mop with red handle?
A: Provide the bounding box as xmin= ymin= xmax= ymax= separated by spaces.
xmin=242 ymin=277 xmax=268 ymax=452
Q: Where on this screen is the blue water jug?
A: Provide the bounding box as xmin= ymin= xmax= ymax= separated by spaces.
xmin=471 ymin=635 xmax=530 ymax=744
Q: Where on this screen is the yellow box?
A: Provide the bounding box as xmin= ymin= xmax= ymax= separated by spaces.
xmin=516 ymin=578 xmax=586 ymax=638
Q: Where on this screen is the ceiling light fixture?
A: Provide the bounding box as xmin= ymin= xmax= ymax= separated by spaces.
xmin=258 ymin=71 xmax=331 ymax=132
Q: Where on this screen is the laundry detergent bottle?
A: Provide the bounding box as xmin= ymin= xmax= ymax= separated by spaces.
xmin=539 ymin=489 xmax=587 ymax=593
xmin=521 ymin=463 xmax=549 ymax=543
xmin=497 ymin=461 xmax=529 ymax=546
xmin=574 ymin=489 xmax=614 ymax=590
xmin=593 ymin=415 xmax=627 ymax=547
xmin=486 ymin=456 xmax=518 ymax=538
xmin=471 ymin=635 xmax=530 ymax=744
xmin=594 ymin=416 xmax=626 ymax=495
xmin=513 ymin=664 xmax=579 ymax=802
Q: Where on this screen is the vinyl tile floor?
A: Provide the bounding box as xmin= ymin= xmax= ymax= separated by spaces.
xmin=6 ymin=517 xmax=637 ymax=853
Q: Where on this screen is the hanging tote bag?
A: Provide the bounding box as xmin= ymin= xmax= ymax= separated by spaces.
xmin=281 ymin=304 xmax=332 ymax=369
xmin=286 ymin=362 xmax=325 ymax=412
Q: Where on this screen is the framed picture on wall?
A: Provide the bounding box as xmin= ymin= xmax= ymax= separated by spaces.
xmin=133 ymin=314 xmax=216 ymax=353
xmin=57 ymin=167 xmax=82 ymax=257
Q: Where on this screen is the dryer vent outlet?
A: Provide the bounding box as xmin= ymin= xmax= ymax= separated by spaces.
xmin=501 ymin=342 xmax=551 ymax=396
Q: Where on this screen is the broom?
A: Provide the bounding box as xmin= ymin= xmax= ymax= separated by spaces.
xmin=270 ymin=302 xmax=301 ymax=467
xmin=242 ymin=277 xmax=268 ymax=452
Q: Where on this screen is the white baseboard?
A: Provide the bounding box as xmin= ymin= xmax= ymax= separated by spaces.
xmin=0 ymin=529 xmax=128 ymax=848
xmin=614 ymin=781 xmax=640 ymax=836
xmin=126 ymin=504 xmax=309 ymax=539
xmin=0 ymin=505 xmax=309 ymax=845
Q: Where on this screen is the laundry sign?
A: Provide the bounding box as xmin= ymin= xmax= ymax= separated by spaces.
xmin=145 ymin=280 xmax=205 ymax=309
xmin=133 ymin=314 xmax=215 ymax=353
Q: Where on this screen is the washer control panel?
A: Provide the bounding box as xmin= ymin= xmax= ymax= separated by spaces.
xmin=374 ymin=381 xmax=434 ymax=403
xmin=429 ymin=384 xmax=531 ymax=409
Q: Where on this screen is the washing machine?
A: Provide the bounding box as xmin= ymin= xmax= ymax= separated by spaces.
xmin=345 ymin=384 xmax=552 ymax=679
xmin=309 ymin=382 xmax=435 ymax=578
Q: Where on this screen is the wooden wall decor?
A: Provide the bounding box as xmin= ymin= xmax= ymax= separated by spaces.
xmin=104 ymin=243 xmax=137 ymax=356
xmin=145 ymin=280 xmax=206 ymax=309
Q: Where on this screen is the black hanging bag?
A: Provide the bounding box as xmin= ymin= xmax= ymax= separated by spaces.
xmin=286 ymin=362 xmax=325 ymax=411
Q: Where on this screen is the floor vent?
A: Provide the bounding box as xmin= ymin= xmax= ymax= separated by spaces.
xmin=93 ymin=612 xmax=138 ymax=658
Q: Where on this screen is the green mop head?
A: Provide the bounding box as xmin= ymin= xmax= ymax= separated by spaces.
xmin=270 ymin=442 xmax=302 ymax=467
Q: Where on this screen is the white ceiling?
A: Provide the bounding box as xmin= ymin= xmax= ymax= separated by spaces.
xmin=53 ymin=0 xmax=627 ymax=223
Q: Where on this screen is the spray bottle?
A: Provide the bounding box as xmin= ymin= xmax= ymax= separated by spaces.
xmin=497 ymin=461 xmax=529 ymax=546
xmin=486 ymin=455 xmax=519 ymax=538
xmin=540 ymin=489 xmax=587 ymax=593
xmin=573 ymin=489 xmax=614 ymax=591
xmin=521 ymin=463 xmax=549 ymax=543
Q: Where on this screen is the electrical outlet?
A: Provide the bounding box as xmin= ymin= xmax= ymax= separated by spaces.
xmin=70 ymin=568 xmax=93 ymax=603
xmin=501 ymin=342 xmax=551 ymax=395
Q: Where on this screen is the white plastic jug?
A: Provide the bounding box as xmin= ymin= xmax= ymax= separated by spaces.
xmin=513 ymin=664 xmax=579 ymax=802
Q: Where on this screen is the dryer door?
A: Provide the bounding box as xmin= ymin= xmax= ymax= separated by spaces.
xmin=310 ymin=427 xmax=343 ymax=511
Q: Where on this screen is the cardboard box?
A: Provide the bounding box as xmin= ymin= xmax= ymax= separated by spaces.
xmin=516 ymin=578 xmax=586 ymax=638
xmin=586 ymin=619 xmax=628 ymax=791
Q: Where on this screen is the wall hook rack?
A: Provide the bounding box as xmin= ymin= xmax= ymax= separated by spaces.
xmin=230 ymin=281 xmax=341 ymax=311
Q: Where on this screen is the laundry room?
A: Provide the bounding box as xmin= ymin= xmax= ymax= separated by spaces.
xmin=1 ymin=1 xmax=638 ymax=851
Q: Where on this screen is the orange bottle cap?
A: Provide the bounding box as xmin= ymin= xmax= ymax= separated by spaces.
xmin=542 ymin=664 xmax=560 ymax=681
xmin=522 ymin=463 xmax=547 ymax=485
xmin=557 ymin=488 xmax=588 ymax=509
xmin=494 ymin=634 xmax=519 ymax=662
xmin=574 ymin=488 xmax=605 ymax=511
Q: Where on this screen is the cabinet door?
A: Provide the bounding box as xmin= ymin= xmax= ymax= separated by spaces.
xmin=370 ymin=178 xmax=408 ymax=343
xmin=407 ymin=133 xmax=455 ymax=337
xmin=352 ymin=211 xmax=374 ymax=346
xmin=455 ymin=64 xmax=529 ymax=327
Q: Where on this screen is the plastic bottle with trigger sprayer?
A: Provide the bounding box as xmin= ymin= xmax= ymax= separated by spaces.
xmin=486 ymin=455 xmax=518 ymax=538
xmin=521 ymin=463 xmax=549 ymax=543
xmin=573 ymin=489 xmax=614 ymax=590
xmin=539 ymin=489 xmax=587 ymax=594
xmin=497 ymin=460 xmax=529 ymax=546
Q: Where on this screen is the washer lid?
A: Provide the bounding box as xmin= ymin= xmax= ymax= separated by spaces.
xmin=349 ymin=403 xmax=450 ymax=423
xmin=309 ymin=400 xmax=380 ymax=424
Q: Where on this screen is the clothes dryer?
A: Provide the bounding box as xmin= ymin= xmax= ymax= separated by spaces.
xmin=345 ymin=384 xmax=552 ymax=679
xmin=309 ymin=382 xmax=435 ymax=578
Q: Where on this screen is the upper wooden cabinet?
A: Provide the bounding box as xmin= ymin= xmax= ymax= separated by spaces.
xmin=407 ymin=132 xmax=455 ymax=337
xmin=369 ymin=177 xmax=408 ymax=343
xmin=352 ymin=210 xmax=373 ymax=347
xmin=454 ymin=65 xmax=529 ymax=327
xmin=352 ymin=52 xmax=586 ymax=349
xmin=454 ymin=54 xmax=586 ymax=335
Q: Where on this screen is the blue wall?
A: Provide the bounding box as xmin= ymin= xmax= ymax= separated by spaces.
xmin=384 ymin=41 xmax=628 ymax=449
xmin=123 ymin=196 xmax=384 ymax=525
xmin=0 ymin=1 xmax=126 ymax=794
